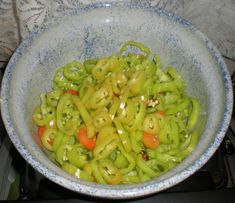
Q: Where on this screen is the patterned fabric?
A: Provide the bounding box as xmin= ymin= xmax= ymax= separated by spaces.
xmin=0 ymin=0 xmax=19 ymax=68
xmin=0 ymin=0 xmax=235 ymax=69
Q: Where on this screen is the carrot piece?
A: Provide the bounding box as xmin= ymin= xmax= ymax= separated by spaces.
xmin=66 ymin=89 xmax=78 ymax=95
xmin=77 ymin=127 xmax=96 ymax=150
xmin=156 ymin=110 xmax=167 ymax=116
xmin=38 ymin=126 xmax=46 ymax=141
xmin=143 ymin=132 xmax=160 ymax=149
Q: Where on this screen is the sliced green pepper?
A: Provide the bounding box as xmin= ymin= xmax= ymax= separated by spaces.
xmin=111 ymin=72 xmax=128 ymax=95
xmin=130 ymin=130 xmax=144 ymax=153
xmin=93 ymin=126 xmax=119 ymax=159
xmin=56 ymin=144 xmax=73 ymax=165
xmin=166 ymin=98 xmax=190 ymax=115
xmin=89 ymin=85 xmax=113 ymax=109
xmin=92 ymin=57 xmax=119 ymax=81
xmin=72 ymin=95 xmax=95 ymax=138
xmin=62 ymin=162 xmax=93 ymax=182
xmin=32 ymin=106 xmax=48 ymax=126
xmin=41 ymin=128 xmax=57 ymax=151
xmin=80 ymin=84 xmax=95 ymax=104
xmin=177 ymin=130 xmax=200 ymax=158
xmin=67 ymin=144 xmax=89 ymax=168
xmin=127 ymin=70 xmax=146 ymax=95
xmin=124 ymin=99 xmax=146 ymax=132
xmin=117 ymin=99 xmax=135 ymax=124
xmin=93 ymin=110 xmax=112 ymax=132
xmin=32 ymin=94 xmax=56 ymax=127
xmin=53 ymin=67 xmax=78 ymax=91
xmin=56 ymin=93 xmax=80 ymax=135
xmin=169 ymin=120 xmax=180 ymax=148
xmin=114 ymin=153 xmax=129 ymax=169
xmin=118 ymin=145 xmax=136 ymax=174
xmin=143 ymin=113 xmax=159 ymax=135
xmin=119 ymin=41 xmax=151 ymax=58
xmin=90 ymin=160 xmax=106 ymax=184
xmin=83 ymin=58 xmax=98 ymax=74
xmin=187 ymin=99 xmax=200 ymax=131
xmin=108 ymin=97 xmax=120 ymax=120
xmin=98 ymin=160 xmax=122 ymax=184
xmin=63 ymin=60 xmax=87 ymax=83
xmin=136 ymin=155 xmax=158 ymax=178
xmin=113 ymin=117 xmax=132 ymax=152
xmin=46 ymin=89 xmax=63 ymax=107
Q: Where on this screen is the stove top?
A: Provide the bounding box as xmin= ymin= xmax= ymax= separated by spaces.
xmin=0 ymin=59 xmax=234 ymax=203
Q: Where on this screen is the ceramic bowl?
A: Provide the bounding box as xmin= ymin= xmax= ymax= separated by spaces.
xmin=1 ymin=1 xmax=233 ymax=199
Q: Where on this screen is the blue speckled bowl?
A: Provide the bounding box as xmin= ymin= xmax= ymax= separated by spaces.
xmin=1 ymin=1 xmax=233 ymax=199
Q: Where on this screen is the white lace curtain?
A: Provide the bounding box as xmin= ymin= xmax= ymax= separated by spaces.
xmin=0 ymin=0 xmax=235 ymax=68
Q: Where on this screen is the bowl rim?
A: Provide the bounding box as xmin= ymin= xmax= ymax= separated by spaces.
xmin=1 ymin=1 xmax=233 ymax=199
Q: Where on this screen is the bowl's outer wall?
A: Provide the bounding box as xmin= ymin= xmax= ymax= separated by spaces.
xmin=1 ymin=3 xmax=233 ymax=199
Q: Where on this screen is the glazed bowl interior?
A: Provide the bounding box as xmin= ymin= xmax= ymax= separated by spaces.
xmin=1 ymin=2 xmax=233 ymax=199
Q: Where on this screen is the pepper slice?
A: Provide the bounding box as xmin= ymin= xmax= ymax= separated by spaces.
xmin=80 ymin=84 xmax=95 ymax=104
xmin=61 ymin=162 xmax=94 ymax=182
xmin=143 ymin=113 xmax=160 ymax=135
xmin=89 ymin=85 xmax=113 ymax=109
xmin=93 ymin=110 xmax=112 ymax=131
xmin=53 ymin=67 xmax=78 ymax=91
xmin=56 ymin=93 xmax=80 ymax=136
xmin=187 ymin=99 xmax=200 ymax=131
xmin=90 ymin=160 xmax=106 ymax=184
xmin=130 ymin=130 xmax=144 ymax=153
xmin=32 ymin=105 xmax=55 ymax=127
xmin=124 ymin=99 xmax=146 ymax=132
xmin=113 ymin=117 xmax=132 ymax=152
xmin=98 ymin=160 xmax=122 ymax=184
xmin=118 ymin=145 xmax=136 ymax=174
xmin=93 ymin=126 xmax=119 ymax=159
xmin=111 ymin=72 xmax=127 ymax=95
xmin=67 ymin=144 xmax=89 ymax=168
xmin=41 ymin=128 xmax=58 ymax=151
xmin=46 ymin=89 xmax=63 ymax=107
xmin=72 ymin=95 xmax=95 ymax=138
xmin=118 ymin=99 xmax=135 ymax=124
xmin=108 ymin=97 xmax=120 ymax=120
xmin=92 ymin=57 xmax=119 ymax=81
xmin=63 ymin=60 xmax=87 ymax=83
xmin=127 ymin=70 xmax=146 ymax=96
xmin=119 ymin=41 xmax=151 ymax=58
xmin=136 ymin=155 xmax=159 ymax=178
xmin=83 ymin=58 xmax=98 ymax=74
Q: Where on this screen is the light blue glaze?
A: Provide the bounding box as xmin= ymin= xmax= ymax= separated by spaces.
xmin=1 ymin=1 xmax=233 ymax=199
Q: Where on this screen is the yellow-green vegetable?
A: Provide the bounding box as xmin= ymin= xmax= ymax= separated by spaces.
xmin=32 ymin=41 xmax=201 ymax=185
